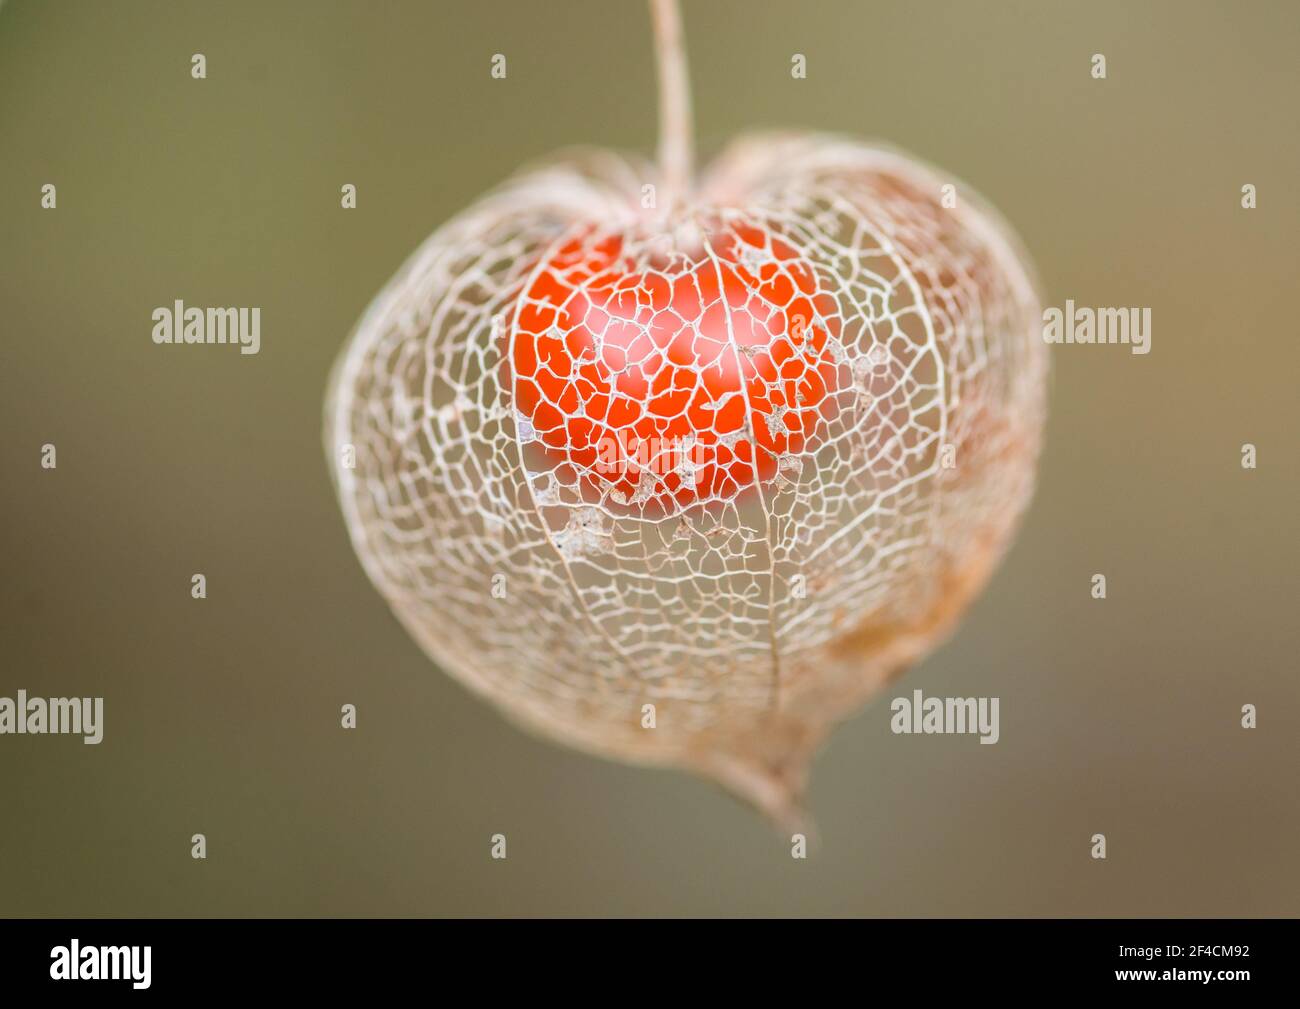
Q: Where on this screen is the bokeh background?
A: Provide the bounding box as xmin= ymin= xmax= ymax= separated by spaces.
xmin=1 ymin=0 xmax=1296 ymax=917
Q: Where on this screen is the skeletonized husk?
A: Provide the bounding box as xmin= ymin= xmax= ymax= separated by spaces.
xmin=325 ymin=132 xmax=1047 ymax=825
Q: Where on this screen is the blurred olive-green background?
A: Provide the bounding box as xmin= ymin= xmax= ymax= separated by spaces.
xmin=2 ymin=0 xmax=1297 ymax=917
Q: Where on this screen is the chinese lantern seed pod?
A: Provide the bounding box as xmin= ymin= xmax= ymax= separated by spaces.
xmin=325 ymin=0 xmax=1047 ymax=828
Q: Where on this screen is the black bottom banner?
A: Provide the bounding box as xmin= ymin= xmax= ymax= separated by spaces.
xmin=0 ymin=918 xmax=1284 ymax=996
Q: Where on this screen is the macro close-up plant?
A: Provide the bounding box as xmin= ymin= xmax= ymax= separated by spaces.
xmin=3 ymin=0 xmax=1295 ymax=955
xmin=326 ymin=0 xmax=1046 ymax=826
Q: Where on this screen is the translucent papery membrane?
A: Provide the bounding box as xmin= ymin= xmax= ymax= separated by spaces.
xmin=326 ymin=132 xmax=1046 ymax=823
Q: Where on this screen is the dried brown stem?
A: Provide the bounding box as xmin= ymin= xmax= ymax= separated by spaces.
xmin=649 ymin=0 xmax=694 ymax=215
